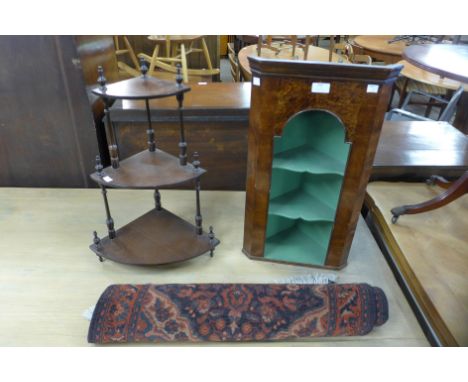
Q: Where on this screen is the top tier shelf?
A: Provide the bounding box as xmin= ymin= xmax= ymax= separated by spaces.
xmin=90 ymin=149 xmax=206 ymax=189
xmin=91 ymin=75 xmax=190 ymax=100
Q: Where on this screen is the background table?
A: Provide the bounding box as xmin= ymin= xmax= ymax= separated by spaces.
xmin=353 ymin=35 xmax=406 ymax=64
xmin=372 ymin=120 xmax=468 ymax=181
xmin=398 ymin=60 xmax=468 ymax=92
xmin=403 ymin=44 xmax=468 ymax=84
xmin=238 ymin=44 xmax=347 ymax=80
xmin=403 ymin=44 xmax=468 ymax=133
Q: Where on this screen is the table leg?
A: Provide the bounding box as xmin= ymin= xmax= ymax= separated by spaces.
xmin=391 ymin=171 xmax=468 ymax=223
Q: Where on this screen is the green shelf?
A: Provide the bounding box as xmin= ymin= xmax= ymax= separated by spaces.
xmin=269 ymin=190 xmax=335 ymax=222
xmin=265 ymin=219 xmax=333 ymax=265
xmin=272 ymin=145 xmax=346 ymax=175
xmin=265 ymin=110 xmax=350 ymax=266
xmin=269 ymin=169 xmax=344 ymax=222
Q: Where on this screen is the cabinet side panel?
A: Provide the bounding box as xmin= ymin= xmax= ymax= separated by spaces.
xmin=326 ymin=82 xmax=395 ymax=267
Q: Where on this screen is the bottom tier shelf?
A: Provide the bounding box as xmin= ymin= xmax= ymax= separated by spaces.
xmin=264 ymin=222 xmax=332 ymax=266
xmin=90 ymin=208 xmax=219 ymax=265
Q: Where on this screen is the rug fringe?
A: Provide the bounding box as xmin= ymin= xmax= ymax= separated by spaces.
xmin=275 ymin=273 xmax=337 ymax=284
xmin=82 ymin=305 xmax=95 ymax=321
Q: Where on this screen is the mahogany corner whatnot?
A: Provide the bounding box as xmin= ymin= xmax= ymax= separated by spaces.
xmin=88 ymin=62 xmax=219 ymax=265
xmin=242 ymin=56 xmax=402 ymax=269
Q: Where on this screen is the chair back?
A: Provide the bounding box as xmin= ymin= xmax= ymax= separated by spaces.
xmin=227 ymin=42 xmax=240 ymax=82
xmin=351 ymin=54 xmax=373 ymax=65
xmin=439 ymin=86 xmax=464 ymax=121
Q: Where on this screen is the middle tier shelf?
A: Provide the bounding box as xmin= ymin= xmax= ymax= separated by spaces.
xmin=268 ymin=190 xmax=336 ymax=222
xmin=90 ymin=149 xmax=206 ymax=189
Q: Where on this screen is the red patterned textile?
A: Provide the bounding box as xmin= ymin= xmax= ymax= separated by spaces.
xmin=88 ymin=283 xmax=388 ymax=344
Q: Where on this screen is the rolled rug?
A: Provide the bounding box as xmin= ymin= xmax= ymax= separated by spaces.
xmin=88 ymin=283 xmax=388 ymax=344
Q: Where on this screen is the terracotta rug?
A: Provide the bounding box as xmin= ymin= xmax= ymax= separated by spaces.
xmin=88 ymin=283 xmax=388 ymax=344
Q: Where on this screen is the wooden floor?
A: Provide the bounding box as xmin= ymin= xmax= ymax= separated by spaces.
xmin=366 ymin=182 xmax=468 ymax=346
xmin=0 ymin=188 xmax=427 ymax=346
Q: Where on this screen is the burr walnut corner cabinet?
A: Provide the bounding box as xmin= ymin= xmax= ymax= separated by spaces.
xmin=89 ymin=63 xmax=219 ymax=265
xmin=243 ymin=57 xmax=402 ymax=269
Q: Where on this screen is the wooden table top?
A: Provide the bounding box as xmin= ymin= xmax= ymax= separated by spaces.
xmin=366 ymin=182 xmax=468 ymax=345
xmin=118 ymin=82 xmax=251 ymax=113
xmin=0 ymin=188 xmax=428 ymax=346
xmin=373 ymin=120 xmax=468 ymax=180
xmin=403 ymin=44 xmax=468 ymax=84
xmin=238 ymin=44 xmax=347 ymax=79
xmin=353 ymin=35 xmax=406 ymax=56
xmin=398 ymin=60 xmax=468 ymax=91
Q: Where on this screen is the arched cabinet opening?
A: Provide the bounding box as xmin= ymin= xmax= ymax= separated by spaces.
xmin=265 ymin=110 xmax=350 ymax=266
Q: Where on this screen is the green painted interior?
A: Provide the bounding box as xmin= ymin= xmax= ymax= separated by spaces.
xmin=265 ymin=110 xmax=350 ymax=266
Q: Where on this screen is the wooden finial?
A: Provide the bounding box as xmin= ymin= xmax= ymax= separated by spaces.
xmin=209 ymin=226 xmax=215 ymax=257
xmin=192 ymin=152 xmax=200 ymax=170
xmin=97 ymin=66 xmax=107 ymax=90
xmin=95 ymin=155 xmax=103 ymax=176
xmin=176 ymin=64 xmax=183 ymax=87
xmin=140 ymin=58 xmax=148 ymax=77
xmin=93 ymin=231 xmax=101 ymax=246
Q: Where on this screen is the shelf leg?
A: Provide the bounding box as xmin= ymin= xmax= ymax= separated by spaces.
xmin=97 ymin=66 xmax=119 ymax=169
xmin=92 ymin=231 xmax=104 ymax=262
xmin=100 ymin=185 xmax=116 ymax=239
xmin=154 ymin=189 xmax=162 ymax=210
xmin=209 ymin=226 xmax=215 ymax=257
xmin=193 ymin=152 xmax=203 ymax=235
xmin=145 ymin=99 xmax=156 ymax=152
xmin=176 ymin=64 xmax=187 ymax=166
xmin=104 ymin=105 xmax=120 ymax=169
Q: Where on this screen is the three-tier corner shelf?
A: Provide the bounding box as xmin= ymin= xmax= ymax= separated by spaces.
xmin=89 ymin=63 xmax=219 ymax=265
xmin=243 ymin=56 xmax=402 ymax=270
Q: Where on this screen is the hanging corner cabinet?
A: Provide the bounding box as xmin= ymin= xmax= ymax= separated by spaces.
xmin=242 ymin=57 xmax=402 ymax=269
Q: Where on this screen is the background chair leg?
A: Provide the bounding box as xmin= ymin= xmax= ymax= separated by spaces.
xmin=180 ymin=43 xmax=189 ymax=83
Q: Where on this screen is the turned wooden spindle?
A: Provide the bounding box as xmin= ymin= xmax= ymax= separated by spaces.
xmin=193 ymin=152 xmax=203 ymax=235
xmin=100 ymin=185 xmax=116 ymax=239
xmin=145 ymin=98 xmax=156 ymax=152
xmin=140 ymin=57 xmax=148 ymax=77
xmin=95 ymin=155 xmax=103 ymax=177
xmin=176 ymin=64 xmax=187 ymax=165
xmin=97 ymin=66 xmax=107 ymax=91
xmin=154 ymin=189 xmax=162 ymax=211
xmin=140 ymin=58 xmax=156 ymax=152
xmin=208 ymin=226 xmax=215 ymax=257
xmin=97 ymin=66 xmax=119 ymax=169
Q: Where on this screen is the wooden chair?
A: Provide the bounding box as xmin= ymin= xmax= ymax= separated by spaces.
xmin=351 ymin=52 xmax=373 ymax=65
xmin=331 ymin=41 xmax=372 ymax=64
xmin=256 ymin=35 xmax=314 ymax=60
xmin=387 ymin=85 xmax=464 ymax=122
xmin=113 ymin=36 xmax=140 ymax=77
xmin=394 ymin=77 xmax=448 ymax=117
xmin=139 ymin=35 xmax=220 ymax=83
xmin=227 ymin=42 xmax=240 ymax=82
